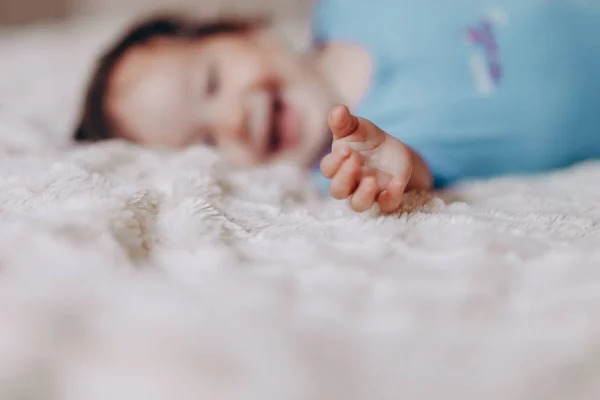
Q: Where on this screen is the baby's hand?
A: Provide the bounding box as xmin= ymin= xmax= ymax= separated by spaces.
xmin=320 ymin=105 xmax=417 ymax=213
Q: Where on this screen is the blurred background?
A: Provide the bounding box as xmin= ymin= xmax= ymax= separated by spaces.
xmin=0 ymin=0 xmax=314 ymax=55
xmin=0 ymin=0 xmax=70 ymax=25
xmin=0 ymin=0 xmax=312 ymax=26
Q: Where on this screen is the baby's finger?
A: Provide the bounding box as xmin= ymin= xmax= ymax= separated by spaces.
xmin=328 ymin=105 xmax=359 ymax=140
xmin=320 ymin=145 xmax=351 ymax=179
xmin=377 ymin=176 xmax=408 ymax=213
xmin=329 ymin=152 xmax=361 ymax=199
xmin=350 ymin=176 xmax=379 ymax=213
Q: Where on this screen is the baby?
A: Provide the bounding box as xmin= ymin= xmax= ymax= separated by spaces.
xmin=75 ymin=0 xmax=600 ymax=213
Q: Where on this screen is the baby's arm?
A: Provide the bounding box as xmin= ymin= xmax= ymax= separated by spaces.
xmin=320 ymin=106 xmax=432 ymax=213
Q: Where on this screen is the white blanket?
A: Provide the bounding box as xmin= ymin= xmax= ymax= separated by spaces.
xmin=1 ymin=17 xmax=600 ymax=400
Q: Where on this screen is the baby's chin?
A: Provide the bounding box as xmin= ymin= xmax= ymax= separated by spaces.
xmin=266 ymin=150 xmax=311 ymax=168
xmin=223 ymin=148 xmax=308 ymax=169
xmin=273 ymin=137 xmax=330 ymax=169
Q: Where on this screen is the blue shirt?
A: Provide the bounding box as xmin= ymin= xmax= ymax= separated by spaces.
xmin=313 ymin=0 xmax=600 ymax=189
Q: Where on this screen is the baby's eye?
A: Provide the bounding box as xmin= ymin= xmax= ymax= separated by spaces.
xmin=206 ymin=63 xmax=219 ymax=96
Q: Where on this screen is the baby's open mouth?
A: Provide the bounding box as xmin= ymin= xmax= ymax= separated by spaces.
xmin=266 ymin=91 xmax=299 ymax=155
xmin=267 ymin=94 xmax=283 ymax=153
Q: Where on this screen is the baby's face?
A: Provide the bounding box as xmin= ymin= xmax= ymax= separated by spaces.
xmin=107 ymin=29 xmax=335 ymax=167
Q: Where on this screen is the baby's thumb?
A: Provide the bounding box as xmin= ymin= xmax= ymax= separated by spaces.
xmin=328 ymin=105 xmax=359 ymax=139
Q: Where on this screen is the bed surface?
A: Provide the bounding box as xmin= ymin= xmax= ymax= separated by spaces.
xmin=1 ymin=17 xmax=600 ymax=400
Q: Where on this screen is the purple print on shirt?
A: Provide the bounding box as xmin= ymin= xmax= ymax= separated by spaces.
xmin=465 ymin=19 xmax=502 ymax=85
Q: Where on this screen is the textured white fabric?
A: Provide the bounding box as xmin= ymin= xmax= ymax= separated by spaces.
xmin=1 ymin=17 xmax=600 ymax=400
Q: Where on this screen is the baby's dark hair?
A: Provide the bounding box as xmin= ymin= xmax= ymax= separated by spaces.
xmin=74 ymin=15 xmax=257 ymax=143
